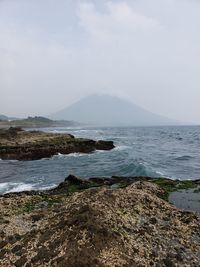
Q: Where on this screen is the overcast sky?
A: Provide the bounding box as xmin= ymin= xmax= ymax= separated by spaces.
xmin=0 ymin=0 xmax=200 ymax=123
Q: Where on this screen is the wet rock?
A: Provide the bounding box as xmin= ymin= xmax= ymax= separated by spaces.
xmin=64 ymin=174 xmax=86 ymax=185
xmin=95 ymin=140 xmax=114 ymax=150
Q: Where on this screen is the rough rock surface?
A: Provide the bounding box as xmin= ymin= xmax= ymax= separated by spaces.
xmin=0 ymin=127 xmax=114 ymax=160
xmin=0 ymin=177 xmax=199 ymax=266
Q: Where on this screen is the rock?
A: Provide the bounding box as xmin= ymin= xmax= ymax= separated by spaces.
xmin=149 ymin=217 xmax=157 ymax=224
xmin=0 ymin=128 xmax=115 ymax=160
xmin=0 ymin=240 xmax=7 ymax=249
xmin=31 ymin=214 xmax=43 ymax=222
xmin=163 ymin=258 xmax=176 ymax=267
xmin=64 ymin=174 xmax=86 ymax=185
xmin=95 ymin=140 xmax=115 ymax=150
xmin=11 ymin=245 xmax=23 ymax=254
xmin=0 ymin=179 xmax=199 ymax=266
xmin=14 ymin=256 xmax=27 ymax=267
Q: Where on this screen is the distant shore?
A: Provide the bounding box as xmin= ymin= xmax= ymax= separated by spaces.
xmin=0 ymin=116 xmax=80 ymax=129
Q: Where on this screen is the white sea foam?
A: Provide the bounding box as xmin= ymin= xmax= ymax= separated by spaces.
xmin=7 ymin=183 xmax=34 ymax=193
xmin=69 ymin=153 xmax=86 ymax=157
xmin=40 ymin=184 xmax=57 ymax=190
xmin=56 ymin=150 xmax=107 ymax=157
xmin=113 ymin=145 xmax=130 ymax=151
xmin=0 ymin=182 xmax=57 ymax=194
xmin=54 ymin=152 xmax=87 ymax=158
xmin=4 ymin=159 xmax=19 ymax=163
xmin=155 ymin=171 xmax=166 ymax=177
xmin=0 ymin=182 xmax=34 ymax=194
xmin=0 ymin=183 xmax=10 ymax=192
xmin=40 ymin=157 xmax=50 ymax=161
xmin=95 ymin=150 xmax=107 ymax=153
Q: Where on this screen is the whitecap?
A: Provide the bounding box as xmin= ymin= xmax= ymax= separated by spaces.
xmin=6 ymin=183 xmax=34 ymax=193
xmin=95 ymin=150 xmax=107 ymax=153
xmin=0 ymin=181 xmax=58 ymax=194
xmin=155 ymin=171 xmax=168 ymax=177
xmin=53 ymin=152 xmax=86 ymax=159
xmin=39 ymin=184 xmax=57 ymax=191
xmin=113 ymin=145 xmax=130 ymax=151
xmin=66 ymin=152 xmax=86 ymax=157
xmin=5 ymin=159 xmax=19 ymax=162
xmin=0 ymin=182 xmax=10 ymax=192
xmin=0 ymin=182 xmax=34 ymax=194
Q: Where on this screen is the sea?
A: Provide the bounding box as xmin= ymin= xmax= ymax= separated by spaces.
xmin=0 ymin=125 xmax=200 ymax=194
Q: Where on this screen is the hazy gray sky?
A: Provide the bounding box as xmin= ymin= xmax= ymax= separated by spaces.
xmin=0 ymin=0 xmax=200 ymax=123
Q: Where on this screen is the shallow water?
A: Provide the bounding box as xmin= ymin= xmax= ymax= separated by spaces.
xmin=169 ymin=189 xmax=200 ymax=213
xmin=1 ymin=125 xmax=200 ymax=193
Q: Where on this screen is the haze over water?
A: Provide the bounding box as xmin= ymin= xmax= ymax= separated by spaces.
xmin=0 ymin=125 xmax=200 ymax=194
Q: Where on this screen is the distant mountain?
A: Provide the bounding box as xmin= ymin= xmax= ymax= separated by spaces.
xmin=50 ymin=94 xmax=178 ymax=126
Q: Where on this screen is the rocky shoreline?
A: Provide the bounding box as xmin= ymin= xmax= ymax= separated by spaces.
xmin=0 ymin=128 xmax=200 ymax=266
xmin=0 ymin=127 xmax=114 ymax=160
xmin=0 ymin=175 xmax=199 ymax=266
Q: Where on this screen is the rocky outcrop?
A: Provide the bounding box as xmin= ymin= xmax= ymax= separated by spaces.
xmin=0 ymin=128 xmax=114 ymax=160
xmin=0 ymin=176 xmax=199 ymax=266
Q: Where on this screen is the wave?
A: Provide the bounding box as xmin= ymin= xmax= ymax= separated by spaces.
xmin=174 ymin=155 xmax=193 ymax=161
xmin=53 ymin=152 xmax=87 ymax=158
xmin=0 ymin=159 xmax=19 ymax=163
xmin=53 ymin=149 xmax=108 ymax=158
xmin=175 ymin=137 xmax=183 ymax=141
xmin=117 ymin=161 xmax=161 ymax=177
xmin=156 ymin=170 xmax=165 ymax=176
xmin=0 ymin=182 xmax=57 ymax=194
xmin=113 ymin=145 xmax=130 ymax=151
xmin=74 ymin=129 xmax=104 ymax=133
xmin=38 ymin=184 xmax=57 ymax=191
xmin=95 ymin=150 xmax=107 ymax=153
xmin=0 ymin=182 xmax=34 ymax=194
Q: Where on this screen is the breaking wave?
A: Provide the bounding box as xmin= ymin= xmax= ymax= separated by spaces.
xmin=117 ymin=162 xmax=161 ymax=177
xmin=0 ymin=182 xmax=56 ymax=194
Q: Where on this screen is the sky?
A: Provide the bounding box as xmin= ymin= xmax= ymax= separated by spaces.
xmin=0 ymin=0 xmax=200 ymax=123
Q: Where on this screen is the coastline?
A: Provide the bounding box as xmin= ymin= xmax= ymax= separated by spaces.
xmin=0 ymin=127 xmax=200 ymax=266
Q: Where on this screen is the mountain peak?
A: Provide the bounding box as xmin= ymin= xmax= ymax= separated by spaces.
xmin=50 ymin=94 xmax=178 ymax=126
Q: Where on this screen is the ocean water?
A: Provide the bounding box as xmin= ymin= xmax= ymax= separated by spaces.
xmin=0 ymin=125 xmax=200 ymax=194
